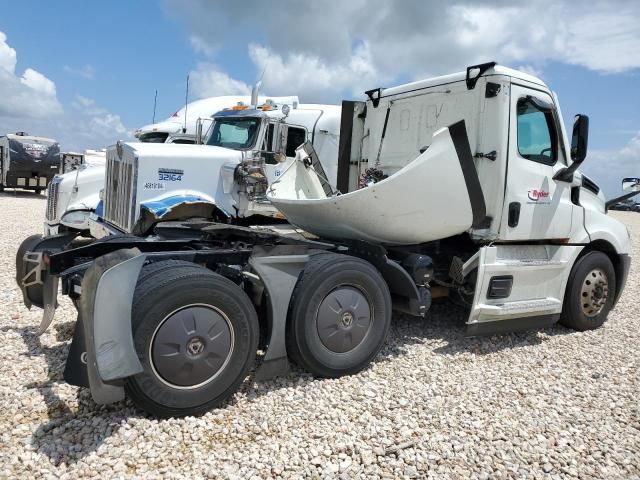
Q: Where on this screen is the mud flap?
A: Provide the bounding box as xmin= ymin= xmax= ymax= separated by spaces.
xmin=64 ymin=316 xmax=89 ymax=388
xmin=78 ymin=248 xmax=145 ymax=404
xmin=249 ymin=247 xmax=309 ymax=381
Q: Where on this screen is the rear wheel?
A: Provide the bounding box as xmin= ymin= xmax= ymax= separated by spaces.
xmin=286 ymin=253 xmax=392 ymax=377
xmin=125 ymin=261 xmax=259 ymax=417
xmin=560 ymin=251 xmax=616 ymax=331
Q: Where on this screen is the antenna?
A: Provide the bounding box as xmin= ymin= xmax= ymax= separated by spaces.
xmin=152 ymin=89 xmax=158 ymax=123
xmin=183 ymin=74 xmax=189 ymax=133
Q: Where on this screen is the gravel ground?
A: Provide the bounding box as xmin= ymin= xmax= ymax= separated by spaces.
xmin=0 ymin=191 xmax=638 ymax=479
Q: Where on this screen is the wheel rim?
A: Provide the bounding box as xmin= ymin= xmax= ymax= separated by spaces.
xmin=580 ymin=268 xmax=609 ymax=317
xmin=316 ymin=286 xmax=372 ymax=353
xmin=150 ymin=304 xmax=234 ymax=389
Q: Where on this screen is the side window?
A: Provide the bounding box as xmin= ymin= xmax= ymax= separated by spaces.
xmin=516 ymin=98 xmax=556 ymax=165
xmin=265 ymin=123 xmax=274 ymax=151
xmin=285 ymin=127 xmax=307 ymax=157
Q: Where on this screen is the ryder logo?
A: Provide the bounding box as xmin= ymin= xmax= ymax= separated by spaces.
xmin=527 ymin=189 xmax=551 ymax=203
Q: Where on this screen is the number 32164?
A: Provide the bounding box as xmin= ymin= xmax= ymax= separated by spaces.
xmin=159 ymin=173 xmax=182 ymax=181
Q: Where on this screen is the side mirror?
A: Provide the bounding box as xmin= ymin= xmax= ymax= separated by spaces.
xmin=271 ymin=123 xmax=288 ymax=156
xmin=622 ymin=177 xmax=640 ymax=192
xmin=570 ymin=114 xmax=589 ymax=163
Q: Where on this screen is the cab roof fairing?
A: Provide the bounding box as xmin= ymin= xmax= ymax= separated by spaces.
xmin=379 ymin=65 xmax=549 ymax=99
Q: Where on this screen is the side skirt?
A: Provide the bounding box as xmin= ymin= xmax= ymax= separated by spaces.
xmin=465 ymin=313 xmax=560 ymax=337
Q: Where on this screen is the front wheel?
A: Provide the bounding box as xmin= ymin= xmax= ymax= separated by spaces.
xmin=560 ymin=251 xmax=616 ymax=331
xmin=125 ymin=260 xmax=259 ymax=417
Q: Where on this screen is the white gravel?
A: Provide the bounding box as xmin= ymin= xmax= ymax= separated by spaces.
xmin=0 ymin=191 xmax=639 ymax=479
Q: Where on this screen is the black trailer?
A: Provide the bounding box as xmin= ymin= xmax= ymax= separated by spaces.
xmin=0 ymin=132 xmax=60 ymax=193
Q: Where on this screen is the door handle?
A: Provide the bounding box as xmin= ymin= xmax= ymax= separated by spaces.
xmin=508 ymin=202 xmax=520 ymax=227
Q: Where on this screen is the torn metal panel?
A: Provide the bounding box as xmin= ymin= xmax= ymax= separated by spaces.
xmin=134 ymin=195 xmax=220 ymax=234
xmin=268 ymin=122 xmax=481 ymax=245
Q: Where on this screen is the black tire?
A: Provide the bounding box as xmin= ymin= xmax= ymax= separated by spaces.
xmin=560 ymin=251 xmax=616 ymax=331
xmin=125 ymin=261 xmax=259 ymax=417
xmin=286 ymin=253 xmax=392 ymax=378
xmin=15 ymin=233 xmax=45 ymax=307
xmin=35 ymin=188 xmax=43 ymax=195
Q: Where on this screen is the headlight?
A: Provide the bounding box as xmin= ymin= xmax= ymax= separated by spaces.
xmin=61 ymin=210 xmax=90 ymax=226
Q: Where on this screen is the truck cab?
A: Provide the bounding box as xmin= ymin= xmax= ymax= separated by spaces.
xmin=134 ymin=95 xmax=300 ymax=142
xmin=268 ymin=63 xmax=632 ymax=332
xmin=90 ymin=100 xmax=340 ymax=237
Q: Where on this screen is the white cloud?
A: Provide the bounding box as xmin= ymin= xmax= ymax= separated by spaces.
xmin=190 ymin=62 xmax=251 ymax=97
xmin=20 ymin=68 xmax=57 ymax=96
xmin=0 ymin=31 xmax=62 ymax=118
xmin=189 ymin=36 xmax=216 ymax=56
xmin=516 ymin=64 xmax=544 ymax=79
xmin=0 ymin=32 xmax=130 ymax=151
xmin=0 ymin=94 xmax=130 ymax=151
xmin=0 ymin=31 xmax=17 ymax=72
xmin=63 ymin=64 xmax=95 ymax=79
xmin=166 ymin=0 xmax=640 ymax=103
xmin=248 ymin=43 xmax=382 ymax=102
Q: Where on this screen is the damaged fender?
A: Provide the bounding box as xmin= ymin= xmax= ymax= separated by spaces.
xmin=133 ymin=194 xmax=224 ymax=234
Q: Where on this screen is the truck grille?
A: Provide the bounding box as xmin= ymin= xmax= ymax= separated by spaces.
xmin=103 ymin=149 xmax=137 ymax=232
xmin=45 ymin=178 xmax=60 ymax=221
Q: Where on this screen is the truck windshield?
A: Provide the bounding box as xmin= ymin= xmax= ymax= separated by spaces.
xmin=206 ymin=118 xmax=261 ymax=150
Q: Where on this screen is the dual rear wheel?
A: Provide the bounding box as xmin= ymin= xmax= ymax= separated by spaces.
xmin=127 ymin=254 xmax=392 ymax=417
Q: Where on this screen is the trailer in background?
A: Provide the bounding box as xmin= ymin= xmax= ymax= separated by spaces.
xmin=0 ymin=132 xmax=61 ymax=193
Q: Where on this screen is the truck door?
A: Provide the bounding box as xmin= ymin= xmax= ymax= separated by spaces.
xmin=264 ymin=123 xmax=309 ymax=185
xmin=499 ymin=85 xmax=573 ymax=240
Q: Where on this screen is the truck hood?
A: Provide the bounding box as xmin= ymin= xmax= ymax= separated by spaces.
xmin=101 ymin=142 xmax=245 ymax=232
xmin=134 ymin=119 xmax=184 ymax=138
xmin=122 ymin=142 xmax=243 ymax=162
xmin=48 ymin=164 xmax=106 ymax=226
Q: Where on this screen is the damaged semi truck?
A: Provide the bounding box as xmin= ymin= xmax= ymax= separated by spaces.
xmin=88 ymin=100 xmax=340 ymax=238
xmin=15 ymin=63 xmax=635 ymax=417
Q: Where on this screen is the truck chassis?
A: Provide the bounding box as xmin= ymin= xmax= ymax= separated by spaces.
xmin=20 ymin=220 xmax=446 ymax=416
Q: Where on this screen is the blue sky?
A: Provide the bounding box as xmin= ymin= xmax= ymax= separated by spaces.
xmin=0 ymin=0 xmax=638 ymax=196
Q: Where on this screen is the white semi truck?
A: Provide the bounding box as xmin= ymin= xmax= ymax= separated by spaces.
xmin=43 ymin=135 xmax=194 ymax=236
xmin=88 ymin=100 xmax=340 ymax=237
xmin=134 ymin=95 xmax=299 ymax=142
xmin=15 ymin=63 xmax=635 ymax=418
